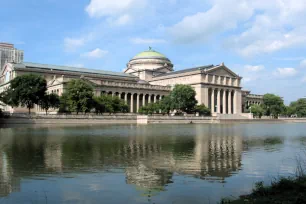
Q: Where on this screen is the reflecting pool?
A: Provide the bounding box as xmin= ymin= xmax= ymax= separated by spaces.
xmin=0 ymin=123 xmax=305 ymax=203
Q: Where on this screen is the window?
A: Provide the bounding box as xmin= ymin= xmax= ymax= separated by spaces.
xmin=5 ymin=71 xmax=10 ymax=82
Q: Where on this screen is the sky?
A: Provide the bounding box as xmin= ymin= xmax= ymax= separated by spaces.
xmin=1 ymin=0 xmax=306 ymax=103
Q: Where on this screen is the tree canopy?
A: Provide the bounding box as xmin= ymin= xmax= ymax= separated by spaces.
xmin=262 ymin=94 xmax=285 ymax=118
xmin=285 ymin=99 xmax=306 ymax=117
xmin=194 ymin=104 xmax=211 ymax=116
xmin=170 ymin=84 xmax=198 ymax=113
xmin=39 ymin=93 xmax=60 ymax=114
xmin=93 ymin=95 xmax=128 ymax=114
xmin=6 ymin=74 xmax=47 ymax=114
xmin=65 ymin=79 xmax=94 ymax=114
xmin=249 ymin=104 xmax=265 ymax=118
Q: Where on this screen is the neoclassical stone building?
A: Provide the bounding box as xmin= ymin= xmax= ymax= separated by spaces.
xmin=0 ymin=48 xmax=262 ymax=114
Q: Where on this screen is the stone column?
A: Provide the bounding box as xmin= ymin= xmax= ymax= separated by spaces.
xmin=217 ymin=89 xmax=221 ymax=113
xmin=212 ymin=75 xmax=216 ymax=84
xmin=112 ymin=92 xmax=115 ymax=97
xmin=136 ymin=94 xmax=140 ymax=113
xmin=142 ymin=94 xmax=145 ymax=107
xmin=228 ymin=90 xmax=232 ymax=114
xmin=222 ymin=90 xmax=226 ymax=114
xmin=154 ymin=95 xmax=157 ymax=103
xmin=148 ymin=94 xmax=151 ymax=104
xmin=233 ymin=90 xmax=237 ymax=114
xmin=130 ymin=93 xmax=134 ymax=113
xmin=124 ymin=93 xmax=128 ymax=104
xmin=203 ymin=87 xmax=209 ymax=107
xmin=211 ymin=89 xmax=215 ymax=114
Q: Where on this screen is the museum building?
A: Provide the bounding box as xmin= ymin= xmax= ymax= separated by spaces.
xmin=0 ymin=47 xmax=263 ymax=114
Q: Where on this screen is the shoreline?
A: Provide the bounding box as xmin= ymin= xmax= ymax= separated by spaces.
xmin=1 ymin=115 xmax=306 ymax=125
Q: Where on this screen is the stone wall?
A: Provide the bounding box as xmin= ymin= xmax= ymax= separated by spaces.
xmin=0 ymin=114 xmax=218 ymax=125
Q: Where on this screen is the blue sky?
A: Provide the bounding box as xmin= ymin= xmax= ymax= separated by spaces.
xmin=1 ymin=0 xmax=306 ymax=103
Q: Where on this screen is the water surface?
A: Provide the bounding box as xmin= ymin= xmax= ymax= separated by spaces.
xmin=0 ymin=123 xmax=305 ymax=204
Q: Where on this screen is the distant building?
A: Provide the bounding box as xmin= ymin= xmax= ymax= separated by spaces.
xmin=0 ymin=47 xmax=263 ymax=115
xmin=0 ymin=43 xmax=24 ymax=72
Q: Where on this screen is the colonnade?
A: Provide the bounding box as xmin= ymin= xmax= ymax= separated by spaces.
xmin=209 ymin=88 xmax=241 ymax=114
xmin=100 ymin=91 xmax=165 ymax=113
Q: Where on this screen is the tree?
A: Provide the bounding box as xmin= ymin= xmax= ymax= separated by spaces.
xmin=194 ymin=104 xmax=211 ymax=116
xmin=66 ymin=79 xmax=94 ymax=114
xmin=59 ymin=93 xmax=70 ymax=113
xmin=92 ymin=95 xmax=129 ymax=114
xmin=158 ymin=96 xmax=172 ymax=115
xmin=170 ymin=84 xmax=198 ymax=113
xmin=111 ymin=96 xmax=129 ymax=113
xmin=39 ymin=93 xmax=60 ymax=114
xmin=249 ymin=104 xmax=264 ymax=118
xmin=295 ymin=99 xmax=306 ymax=117
xmin=93 ymin=96 xmax=106 ymax=114
xmin=7 ymin=74 xmax=47 ymax=114
xmin=139 ymin=102 xmax=159 ymax=115
xmin=262 ymin=94 xmax=285 ymax=118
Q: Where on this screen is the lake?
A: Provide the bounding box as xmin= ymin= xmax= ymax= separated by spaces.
xmin=0 ymin=123 xmax=305 ymax=204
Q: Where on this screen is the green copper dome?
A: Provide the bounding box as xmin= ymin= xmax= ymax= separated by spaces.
xmin=132 ymin=47 xmax=169 ymax=60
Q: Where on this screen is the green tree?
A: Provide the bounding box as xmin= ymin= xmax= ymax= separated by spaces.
xmin=170 ymin=84 xmax=198 ymax=113
xmin=59 ymin=93 xmax=70 ymax=113
xmin=39 ymin=93 xmax=60 ymax=114
xmin=111 ymin=96 xmax=129 ymax=113
xmin=66 ymin=79 xmax=94 ymax=114
xmin=93 ymin=95 xmax=129 ymax=114
xmin=262 ymin=94 xmax=285 ymax=118
xmin=97 ymin=95 xmax=114 ymax=113
xmin=139 ymin=103 xmax=159 ymax=115
xmin=7 ymin=74 xmax=47 ymax=114
xmin=295 ymin=99 xmax=306 ymax=117
xmin=93 ymin=96 xmax=106 ymax=114
xmin=194 ymin=104 xmax=211 ymax=116
xmin=159 ymin=96 xmax=172 ymax=115
xmin=249 ymin=104 xmax=264 ymax=118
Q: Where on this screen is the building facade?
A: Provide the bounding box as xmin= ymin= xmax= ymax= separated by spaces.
xmin=0 ymin=43 xmax=23 ymax=73
xmin=0 ymin=47 xmax=262 ymax=114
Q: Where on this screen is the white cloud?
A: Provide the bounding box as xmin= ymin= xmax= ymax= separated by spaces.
xmin=225 ymin=0 xmax=306 ymax=57
xmin=113 ymin=14 xmax=132 ymax=25
xmin=64 ymin=33 xmax=95 ymax=52
xmin=81 ymin=48 xmax=108 ymax=58
xmin=168 ymin=0 xmax=254 ymax=43
xmin=130 ymin=38 xmax=167 ymax=44
xmin=300 ymin=59 xmax=306 ymax=68
xmin=274 ymin=68 xmax=297 ymax=77
xmin=64 ymin=37 xmax=85 ymax=52
xmin=167 ymin=0 xmax=306 ymax=56
xmin=245 ymin=65 xmax=265 ymax=72
xmin=85 ymin=0 xmax=147 ymax=25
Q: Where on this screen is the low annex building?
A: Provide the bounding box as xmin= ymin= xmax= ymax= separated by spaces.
xmin=0 ymin=47 xmax=263 ymax=114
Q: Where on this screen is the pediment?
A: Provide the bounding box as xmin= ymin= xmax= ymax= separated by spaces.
xmin=207 ymin=66 xmax=239 ymax=78
xmin=1 ymin=63 xmax=13 ymax=76
xmin=47 ymin=79 xmax=62 ymax=86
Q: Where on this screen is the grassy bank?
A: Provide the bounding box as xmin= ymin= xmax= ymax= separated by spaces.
xmin=221 ymin=176 xmax=306 ymax=204
xmin=221 ymin=154 xmax=306 ymax=204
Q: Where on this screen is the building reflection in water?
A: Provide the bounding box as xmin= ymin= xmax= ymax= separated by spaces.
xmin=0 ymin=125 xmax=244 ymax=197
